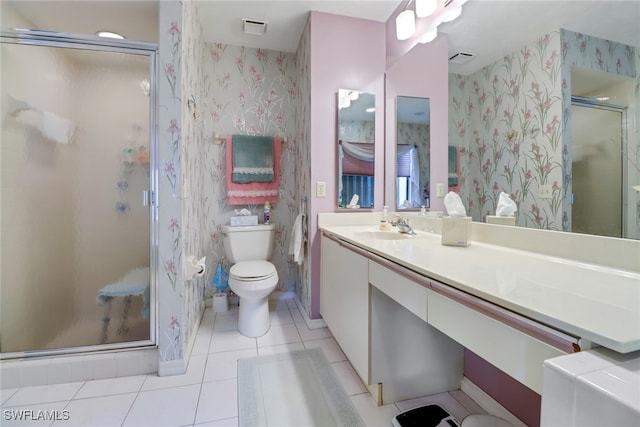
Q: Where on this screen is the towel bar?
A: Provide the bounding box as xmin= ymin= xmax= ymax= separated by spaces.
xmin=212 ymin=133 xmax=288 ymax=145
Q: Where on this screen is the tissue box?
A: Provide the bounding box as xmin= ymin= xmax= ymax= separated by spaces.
xmin=441 ymin=216 xmax=471 ymax=247
xmin=229 ymin=215 xmax=258 ymax=226
xmin=486 ymin=215 xmax=516 ymax=226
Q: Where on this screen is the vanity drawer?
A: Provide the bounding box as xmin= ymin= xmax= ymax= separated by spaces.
xmin=369 ymin=260 xmax=428 ymax=322
xmin=427 ymin=288 xmax=568 ymax=394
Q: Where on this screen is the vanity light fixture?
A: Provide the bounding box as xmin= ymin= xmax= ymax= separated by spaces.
xmin=395 ymin=0 xmax=468 ymax=43
xmin=96 ymin=31 xmax=125 ymax=39
xmin=396 ymin=9 xmax=416 ymax=41
xmin=366 ymin=107 xmax=375 ymax=113
xmin=416 ymin=0 xmax=438 ymax=18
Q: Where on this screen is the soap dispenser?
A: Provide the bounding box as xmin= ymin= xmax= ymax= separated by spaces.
xmin=380 ymin=206 xmax=392 ymax=231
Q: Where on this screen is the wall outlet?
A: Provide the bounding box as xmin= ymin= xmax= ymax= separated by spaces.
xmin=539 ymin=184 xmax=552 ymax=199
xmin=436 ymin=183 xmax=445 ymax=198
xmin=316 ymin=181 xmax=326 ymax=197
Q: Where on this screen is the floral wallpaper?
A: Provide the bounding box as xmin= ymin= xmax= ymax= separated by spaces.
xmin=157 ymin=0 xmax=206 ymax=369
xmin=450 ymin=31 xmax=565 ymax=228
xmin=294 ymin=16 xmax=312 ymax=315
xmin=180 ymin=0 xmax=206 ymax=359
xmin=338 ymin=120 xmax=375 ymax=142
xmin=449 ymin=29 xmax=639 ymax=236
xmin=201 ymin=40 xmax=299 ymax=297
xmin=158 ymin=0 xmax=184 ymax=364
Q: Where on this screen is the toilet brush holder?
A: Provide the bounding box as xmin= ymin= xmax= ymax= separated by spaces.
xmin=213 ymin=293 xmax=228 ymax=313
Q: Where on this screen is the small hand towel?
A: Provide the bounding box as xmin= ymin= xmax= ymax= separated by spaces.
xmin=232 ymin=135 xmax=274 ymax=183
xmin=226 ymin=135 xmax=282 ymax=205
xmin=288 ymin=213 xmax=305 ymax=265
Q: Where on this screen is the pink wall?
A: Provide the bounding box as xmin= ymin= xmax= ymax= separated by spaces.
xmin=308 ymin=12 xmax=386 ymax=318
xmin=465 ymin=350 xmax=541 ymax=427
xmin=384 ymin=37 xmax=449 ymax=212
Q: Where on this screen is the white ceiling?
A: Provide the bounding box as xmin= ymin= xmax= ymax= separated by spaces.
xmin=4 ymin=0 xmax=639 ymax=76
xmin=196 ymin=0 xmax=401 ymax=53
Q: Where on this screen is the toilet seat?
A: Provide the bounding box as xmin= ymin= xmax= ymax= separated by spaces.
xmin=230 ymin=260 xmax=276 ymax=281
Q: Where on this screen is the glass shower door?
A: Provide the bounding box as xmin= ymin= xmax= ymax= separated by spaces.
xmin=571 ymin=103 xmax=624 ymax=238
xmin=1 ymin=38 xmax=156 ymax=355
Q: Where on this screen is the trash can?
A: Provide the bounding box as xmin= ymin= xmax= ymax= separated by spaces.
xmin=392 ymin=404 xmax=460 ymax=427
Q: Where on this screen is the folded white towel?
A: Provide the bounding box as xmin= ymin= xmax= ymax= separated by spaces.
xmin=288 ymin=213 xmax=305 ymax=265
xmin=39 ymin=111 xmax=76 ymax=144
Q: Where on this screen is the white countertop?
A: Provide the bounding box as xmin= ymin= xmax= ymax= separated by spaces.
xmin=320 ymin=224 xmax=640 ymax=354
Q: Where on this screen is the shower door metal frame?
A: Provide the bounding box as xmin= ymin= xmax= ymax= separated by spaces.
xmin=0 ymin=29 xmax=159 ymax=359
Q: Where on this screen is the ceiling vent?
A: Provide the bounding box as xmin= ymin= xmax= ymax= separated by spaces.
xmin=449 ymin=52 xmax=475 ymax=64
xmin=242 ymin=18 xmax=268 ymax=36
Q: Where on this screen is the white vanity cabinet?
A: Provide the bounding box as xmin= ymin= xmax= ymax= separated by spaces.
xmin=369 ymin=260 xmax=463 ymax=404
xmin=320 ymin=234 xmax=370 ymax=384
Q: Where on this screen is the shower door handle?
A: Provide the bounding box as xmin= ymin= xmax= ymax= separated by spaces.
xmin=142 ymin=190 xmax=153 ymax=207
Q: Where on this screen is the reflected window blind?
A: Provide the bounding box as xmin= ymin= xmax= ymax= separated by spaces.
xmin=397 ymin=145 xmax=413 ymax=177
xmin=342 ymin=143 xmax=374 ymax=176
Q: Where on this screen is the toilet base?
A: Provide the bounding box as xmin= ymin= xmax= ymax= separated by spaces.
xmin=238 ymin=297 xmax=270 ymax=337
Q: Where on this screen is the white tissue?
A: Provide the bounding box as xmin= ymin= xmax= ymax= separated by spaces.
xmin=347 ymin=194 xmax=360 ymax=208
xmin=444 ymin=192 xmax=467 ymax=217
xmin=496 ymin=192 xmax=517 ymax=216
xmin=234 ymin=208 xmax=252 ymax=216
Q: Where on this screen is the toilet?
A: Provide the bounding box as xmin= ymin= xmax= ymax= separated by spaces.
xmin=222 ymin=224 xmax=279 ymax=337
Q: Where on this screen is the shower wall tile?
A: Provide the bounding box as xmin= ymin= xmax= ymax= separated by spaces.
xmin=0 ymin=362 xmax=22 ymax=389
xmin=92 ymin=354 xmax=117 ymax=380
xmin=70 ymin=356 xmax=95 ymax=383
xmin=116 ymin=352 xmax=143 ymax=378
xmin=47 ymin=358 xmax=72 ymax=385
xmin=21 ymin=360 xmax=51 ymax=387
xmin=1 ymin=348 xmax=158 ymax=389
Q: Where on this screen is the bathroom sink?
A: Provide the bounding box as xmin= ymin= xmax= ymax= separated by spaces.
xmin=353 ymin=230 xmax=412 ymax=240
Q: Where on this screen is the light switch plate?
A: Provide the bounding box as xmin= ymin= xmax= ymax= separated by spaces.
xmin=316 ymin=181 xmax=326 ymax=197
xmin=539 ymin=184 xmax=552 ymax=199
xmin=436 ymin=183 xmax=445 ymax=198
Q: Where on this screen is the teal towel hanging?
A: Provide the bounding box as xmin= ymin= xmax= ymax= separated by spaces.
xmin=231 ymin=135 xmax=274 ymax=183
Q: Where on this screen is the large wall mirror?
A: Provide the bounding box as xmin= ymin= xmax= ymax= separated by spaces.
xmin=396 ymin=96 xmax=430 ymax=210
xmin=443 ymin=1 xmax=639 ymax=240
xmin=337 ymin=89 xmax=375 ymax=209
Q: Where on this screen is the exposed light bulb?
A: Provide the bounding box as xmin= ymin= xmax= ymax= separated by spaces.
xmin=416 ymin=0 xmax=438 ymax=18
xmin=442 ymin=6 xmax=462 ymax=22
xmin=396 ymin=10 xmax=416 ymax=41
xmin=418 ymin=28 xmax=438 ymax=44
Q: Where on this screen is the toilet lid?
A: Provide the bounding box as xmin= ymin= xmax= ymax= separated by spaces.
xmin=230 ymin=261 xmax=276 ymax=281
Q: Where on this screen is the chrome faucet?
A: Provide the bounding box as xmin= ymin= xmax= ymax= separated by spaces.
xmin=391 ymin=217 xmax=416 ymax=235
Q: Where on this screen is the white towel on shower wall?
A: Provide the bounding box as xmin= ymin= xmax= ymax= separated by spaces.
xmin=39 ymin=111 xmax=76 ymax=144
xmin=288 ymin=213 xmax=305 ymax=265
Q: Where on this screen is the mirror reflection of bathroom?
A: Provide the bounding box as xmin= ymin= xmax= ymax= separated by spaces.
xmin=570 ymin=67 xmax=636 ymax=238
xmin=396 ymin=96 xmax=430 ymax=210
xmin=337 ymin=89 xmax=375 ymax=209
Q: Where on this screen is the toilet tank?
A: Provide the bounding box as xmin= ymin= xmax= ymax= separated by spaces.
xmin=222 ymin=224 xmax=276 ymax=263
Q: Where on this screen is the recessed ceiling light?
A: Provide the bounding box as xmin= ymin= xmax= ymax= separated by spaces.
xmin=96 ymin=31 xmax=125 ymax=39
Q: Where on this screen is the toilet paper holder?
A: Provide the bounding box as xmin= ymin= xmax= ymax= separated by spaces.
xmin=185 ymin=256 xmax=206 ymax=281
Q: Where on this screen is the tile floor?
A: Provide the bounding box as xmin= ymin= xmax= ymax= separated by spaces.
xmin=1 ymin=298 xmax=487 ymax=427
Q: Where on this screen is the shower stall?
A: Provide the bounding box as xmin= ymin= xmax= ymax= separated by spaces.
xmin=0 ymin=30 xmax=158 ymax=359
